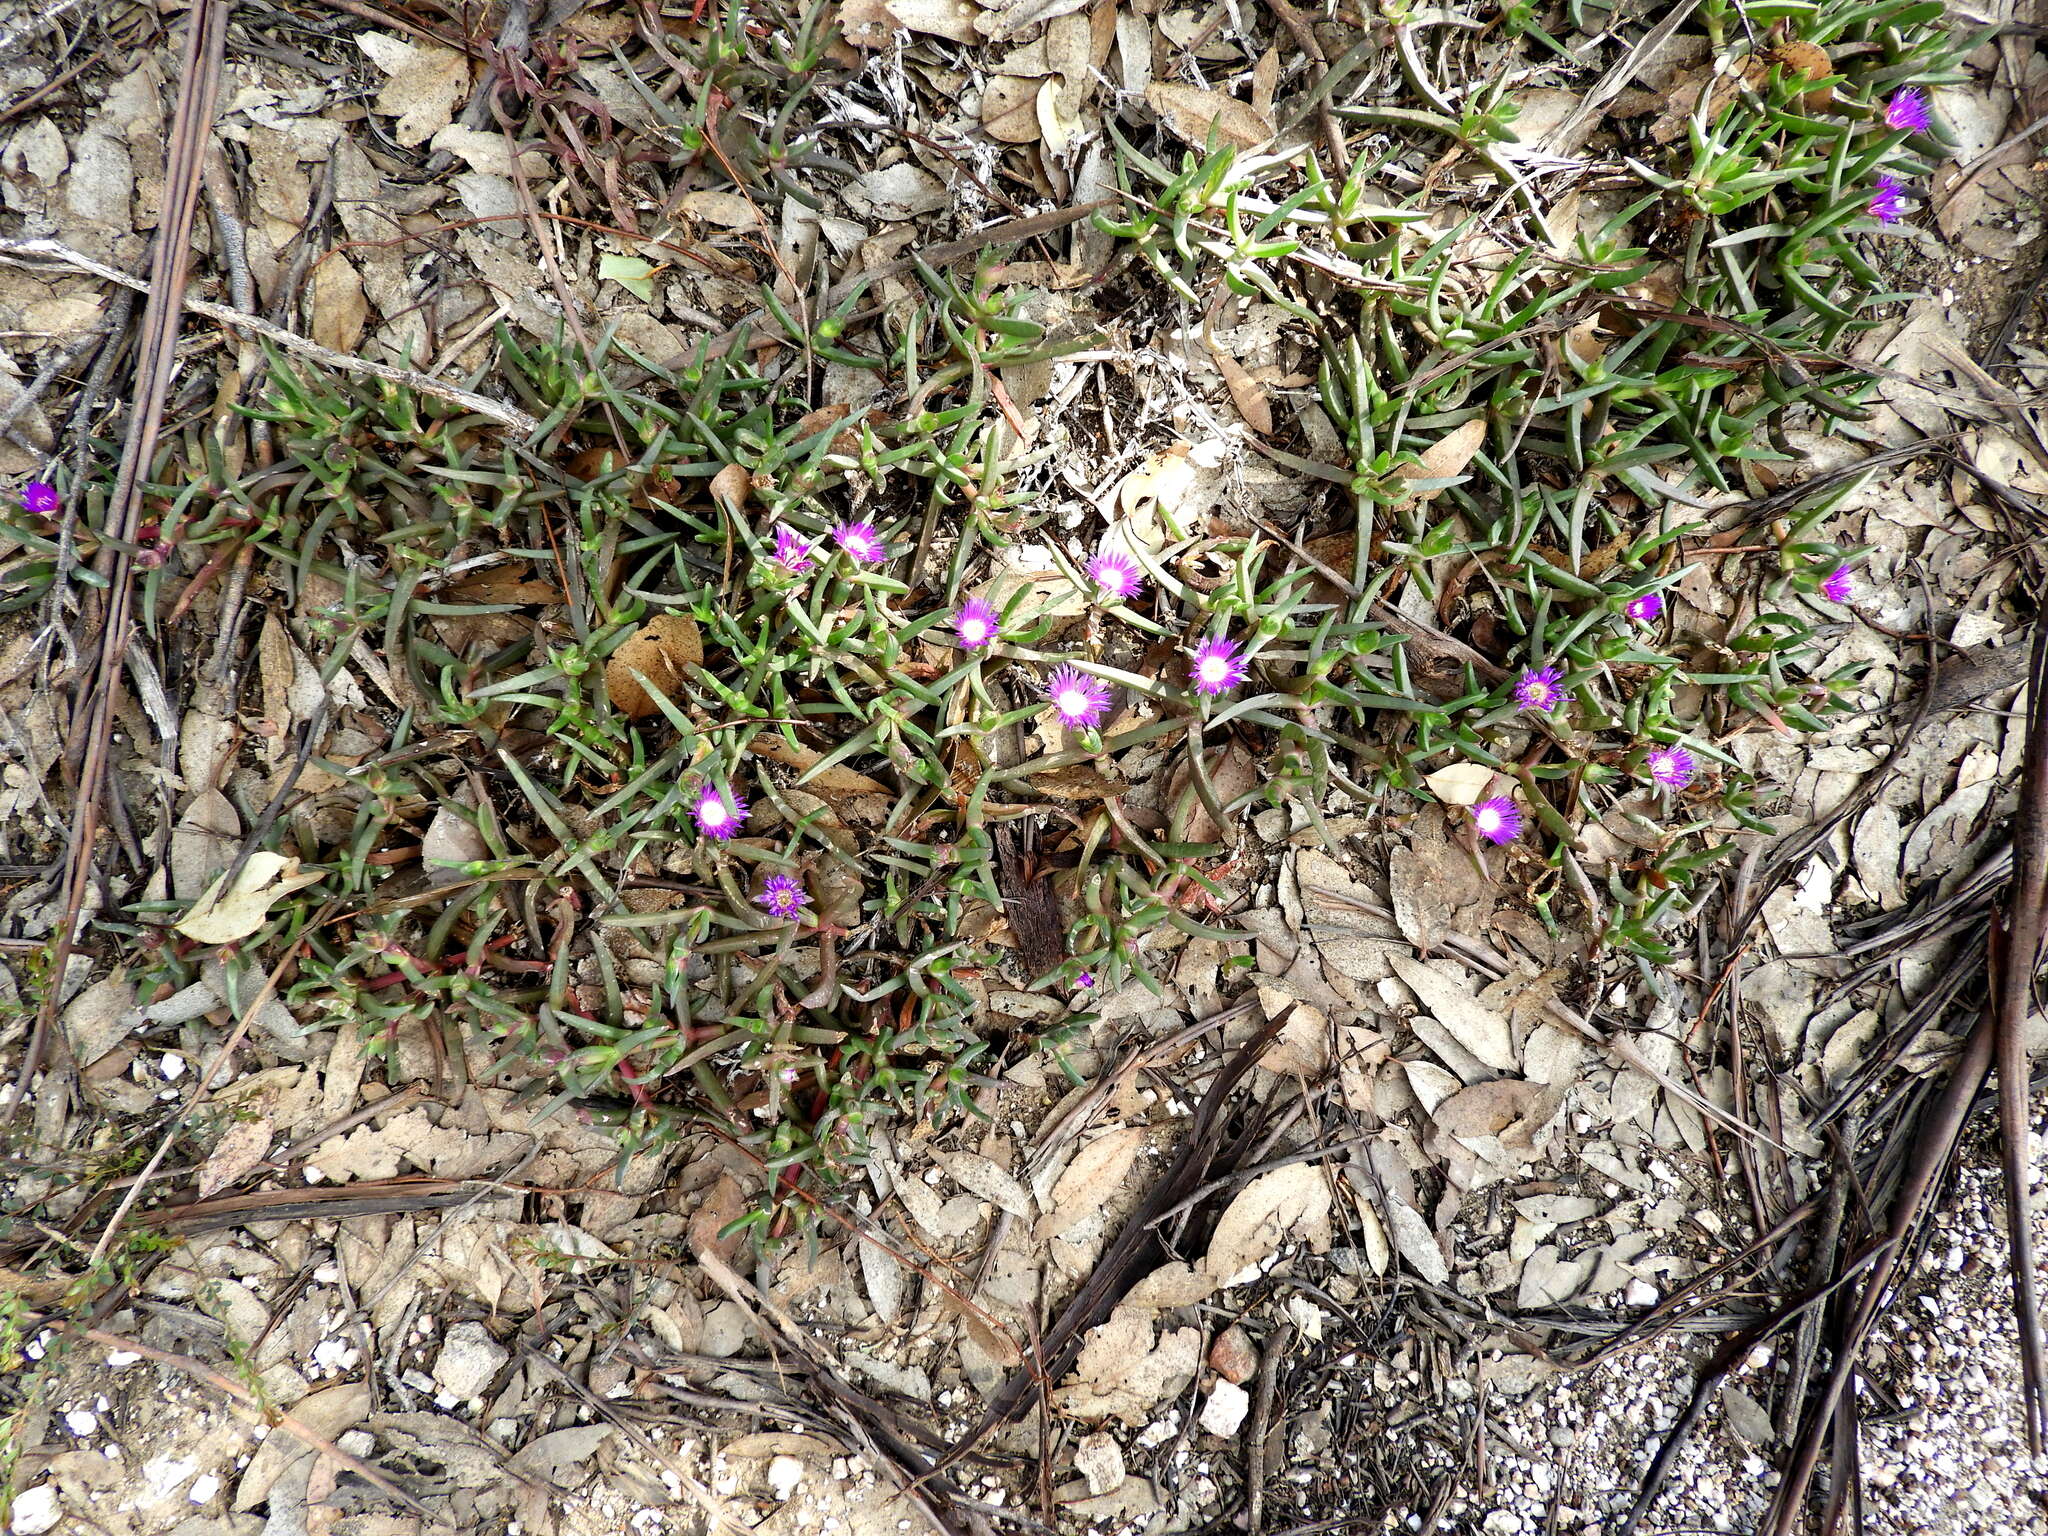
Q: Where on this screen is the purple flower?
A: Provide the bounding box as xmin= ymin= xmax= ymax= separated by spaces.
xmin=1626 ymin=591 xmax=1665 ymax=624
xmin=1869 ymin=175 xmax=1906 ymax=224
xmin=1190 ymin=636 xmax=1249 ymax=697
xmin=1075 ymin=971 xmax=1096 ymax=989
xmin=694 ymin=784 xmax=747 ymax=839
xmin=21 ymin=481 xmax=56 ymax=515
xmin=773 ymin=526 xmax=814 ymax=574
xmin=755 ymin=874 xmax=808 ymax=920
xmin=1045 ymin=665 xmax=1111 ymax=728
xmin=1884 ymin=87 xmax=1931 ymax=133
xmin=1088 ymin=551 xmax=1144 ymax=602
xmin=1471 ymin=797 xmax=1522 ymax=845
xmin=953 ymin=598 xmax=999 ymax=650
xmin=1646 ymin=746 xmax=1696 ymax=790
xmin=833 ymin=520 xmax=886 ymax=564
xmin=1821 ymin=564 xmax=1855 ymax=603
xmin=1513 ymin=666 xmax=1563 ymax=713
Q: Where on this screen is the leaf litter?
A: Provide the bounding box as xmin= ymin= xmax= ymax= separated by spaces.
xmin=0 ymin=0 xmax=2043 ymax=1533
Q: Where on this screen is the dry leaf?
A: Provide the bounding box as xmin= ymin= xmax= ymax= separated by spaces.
xmin=309 ymin=253 xmax=367 ymax=354
xmin=1389 ymin=952 xmax=1517 ymax=1072
xmin=355 ymin=34 xmax=469 ymax=147
xmin=1122 ymin=1261 xmax=1217 ymax=1309
xmin=1382 ymin=1195 xmax=1449 ymax=1285
xmin=420 ymin=806 xmax=488 ymax=883
xmin=857 ymin=1231 xmax=906 ymax=1324
xmin=1146 ymin=83 xmax=1275 ymax=151
xmin=62 ymin=974 xmax=134 ymax=1068
xmin=1052 ymin=1309 xmax=1203 ymax=1425
xmin=605 ymin=613 xmax=703 ymax=718
xmin=1036 ymin=1126 xmax=1144 ymax=1242
xmin=982 ymin=75 xmax=1044 ymax=143
xmin=176 ymin=854 xmax=325 ymax=945
xmin=1423 ymin=761 xmax=1496 ymax=806
xmin=884 ymin=0 xmax=980 ymax=41
xmin=1399 ymin=418 xmax=1488 ymax=503
xmin=686 ymin=1173 xmax=750 ymax=1265
xmin=1168 ymin=741 xmax=1259 ymax=844
xmin=1202 ymin=1163 xmax=1332 ymax=1286
xmin=938 ymin=1150 xmax=1034 ymax=1219
xmin=171 ymin=789 xmax=241 ymax=901
xmin=1215 ymin=351 xmax=1273 ymax=435
xmin=748 ymin=734 xmax=890 ymax=794
xmin=709 ymin=462 xmax=752 ymax=511
xmin=199 ymin=1116 xmax=275 ymax=1199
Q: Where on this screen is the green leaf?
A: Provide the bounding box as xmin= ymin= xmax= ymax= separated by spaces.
xmin=599 ymin=254 xmax=659 ymax=302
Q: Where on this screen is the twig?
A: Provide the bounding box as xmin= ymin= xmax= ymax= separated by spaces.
xmin=0 ymin=238 xmax=543 ymax=435
xmin=1261 ymin=0 xmax=1349 ymax=175
xmin=1995 ymin=617 xmax=2048 ymax=1451
xmin=1761 ymin=616 xmax=2048 ymax=1531
xmin=4 ymin=0 xmax=231 ymax=1130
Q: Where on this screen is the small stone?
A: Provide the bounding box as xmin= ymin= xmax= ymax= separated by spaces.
xmin=1624 ymin=1279 xmax=1659 ymax=1308
xmin=1199 ymin=1380 xmax=1250 ymax=1438
xmin=699 ymin=1301 xmax=749 ymax=1359
xmin=9 ymin=1484 xmax=59 ymax=1535
xmin=1208 ymin=1325 xmax=1258 ymax=1385
xmin=1074 ymin=1432 xmax=1125 ymax=1496
xmin=432 ymin=1321 xmax=508 ymax=1400
xmin=766 ymin=1456 xmax=804 ymax=1500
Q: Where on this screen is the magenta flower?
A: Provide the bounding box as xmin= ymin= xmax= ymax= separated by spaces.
xmin=1626 ymin=592 xmax=1664 ymax=624
xmin=773 ymin=526 xmax=814 ymax=574
xmin=1884 ymin=87 xmax=1930 ymax=133
xmin=833 ymin=520 xmax=886 ymax=563
xmin=1190 ymin=636 xmax=1249 ymax=697
xmin=1088 ymin=551 xmax=1144 ymax=603
xmin=693 ymin=784 xmax=747 ymax=839
xmin=1075 ymin=971 xmax=1096 ymax=989
xmin=1646 ymin=746 xmax=1696 ymax=790
xmin=1513 ymin=666 xmax=1563 ymax=713
xmin=953 ymin=598 xmax=999 ymax=650
xmin=1045 ymin=665 xmax=1111 ymax=728
xmin=1868 ymin=175 xmax=1906 ymax=224
xmin=1820 ymin=564 xmax=1855 ymax=603
xmin=1471 ymin=797 xmax=1522 ymax=845
xmin=755 ymin=874 xmax=808 ymax=920
xmin=21 ymin=481 xmax=56 ymax=515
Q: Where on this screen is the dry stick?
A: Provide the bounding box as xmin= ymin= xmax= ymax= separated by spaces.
xmin=0 ymin=240 xmax=543 ymax=436
xmin=1762 ymin=619 xmax=2048 ymax=1534
xmin=1261 ymin=0 xmax=1349 ymax=176
xmin=2 ymin=0 xmax=231 ymax=1131
xmin=1996 ymin=618 xmax=2048 ymax=1453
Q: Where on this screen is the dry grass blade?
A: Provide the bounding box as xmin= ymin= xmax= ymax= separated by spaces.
xmin=4 ymin=0 xmax=230 ymax=1129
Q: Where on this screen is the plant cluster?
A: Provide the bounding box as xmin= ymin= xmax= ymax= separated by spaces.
xmin=0 ymin=0 xmax=1963 ymax=1216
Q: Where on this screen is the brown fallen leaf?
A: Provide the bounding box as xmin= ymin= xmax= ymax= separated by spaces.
xmin=1036 ymin=1126 xmax=1145 ymax=1243
xmin=1398 ymin=418 xmax=1488 ymax=504
xmin=1214 ymin=351 xmax=1273 ymax=435
xmin=1167 ymin=741 xmax=1259 ymax=844
xmin=199 ymin=1116 xmax=276 ymax=1199
xmin=1147 ymin=82 xmax=1276 ymax=152
xmin=605 ymin=613 xmax=704 ymax=719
